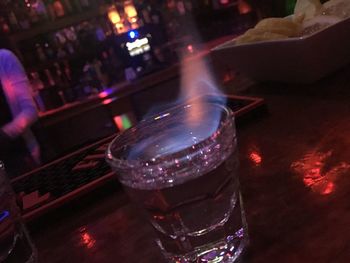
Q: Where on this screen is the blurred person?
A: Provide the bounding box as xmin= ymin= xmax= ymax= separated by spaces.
xmin=0 ymin=48 xmax=40 ymax=177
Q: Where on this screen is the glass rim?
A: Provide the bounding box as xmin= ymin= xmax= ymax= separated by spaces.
xmin=106 ymin=101 xmax=234 ymax=170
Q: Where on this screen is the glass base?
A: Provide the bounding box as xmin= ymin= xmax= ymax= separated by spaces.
xmin=160 ymin=228 xmax=248 ymax=263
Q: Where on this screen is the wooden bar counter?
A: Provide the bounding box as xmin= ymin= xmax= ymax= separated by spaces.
xmin=25 ymin=60 xmax=350 ymax=263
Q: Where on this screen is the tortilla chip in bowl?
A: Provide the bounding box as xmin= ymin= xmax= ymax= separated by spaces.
xmin=211 ymin=17 xmax=350 ymax=83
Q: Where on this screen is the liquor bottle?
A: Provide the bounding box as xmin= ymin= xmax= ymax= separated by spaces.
xmin=167 ymin=0 xmax=176 ymax=10
xmin=14 ymin=2 xmax=31 ymax=30
xmin=102 ymin=17 xmax=113 ymax=36
xmin=55 ymin=30 xmax=67 ymax=45
xmin=176 ymin=0 xmax=186 ymax=15
xmin=30 ymin=71 xmax=45 ymax=91
xmin=150 ymin=5 xmax=161 ymax=25
xmin=7 ymin=8 xmax=20 ymax=32
xmin=36 ymin=43 xmax=47 ymax=62
xmin=53 ymin=0 xmax=65 ymax=17
xmin=65 ymin=41 xmax=75 ymax=54
xmin=44 ymin=0 xmax=56 ymax=20
xmin=140 ymin=4 xmax=152 ymax=24
xmin=63 ymin=60 xmax=72 ymax=81
xmin=92 ymin=58 xmax=105 ymax=85
xmin=31 ymin=0 xmax=49 ymax=21
xmin=124 ymin=1 xmax=138 ymax=24
xmin=95 ymin=25 xmax=106 ymax=42
xmin=54 ymin=31 xmax=68 ymax=58
xmin=83 ymin=60 xmax=101 ymax=92
xmin=64 ymin=27 xmax=78 ymax=42
xmin=27 ymin=4 xmax=40 ymax=24
xmin=41 ymin=67 xmax=65 ymax=108
xmin=0 ymin=15 xmax=10 ymax=34
xmin=63 ymin=27 xmax=77 ymax=54
xmin=56 ymin=61 xmax=75 ymax=102
xmin=44 ymin=68 xmax=56 ymax=86
xmin=53 ymin=62 xmax=64 ymax=86
xmin=60 ymin=63 xmax=72 ymax=87
xmin=57 ymin=47 xmax=67 ymax=59
xmin=61 ymin=0 xmax=73 ymax=14
xmin=29 ymin=71 xmax=46 ymax=112
xmin=44 ymin=41 xmax=56 ymax=60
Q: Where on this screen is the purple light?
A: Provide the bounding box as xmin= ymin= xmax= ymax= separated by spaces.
xmin=0 ymin=211 xmax=9 ymax=222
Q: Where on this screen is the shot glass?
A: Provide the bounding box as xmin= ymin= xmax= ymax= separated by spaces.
xmin=0 ymin=163 xmax=37 ymax=263
xmin=107 ymin=102 xmax=248 ymax=262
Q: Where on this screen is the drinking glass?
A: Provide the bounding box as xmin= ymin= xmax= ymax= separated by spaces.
xmin=106 ymin=102 xmax=248 ymax=262
xmin=0 ymin=163 xmax=37 ymax=263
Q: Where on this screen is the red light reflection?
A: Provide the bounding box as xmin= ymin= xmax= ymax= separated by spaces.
xmin=249 ymin=151 xmax=262 ymax=166
xmin=82 ymin=233 xmax=95 ymax=249
xmin=323 ymin=182 xmax=334 ymax=195
xmin=102 ymin=98 xmax=113 ymax=105
xmin=98 ymin=91 xmax=109 ymax=98
xmin=238 ymin=0 xmax=252 ymax=14
xmin=222 ymin=68 xmax=235 ymax=83
xmin=291 ymin=151 xmax=350 ymax=196
xmin=79 ymin=228 xmax=96 ymax=249
xmin=114 ymin=116 xmax=123 ymax=130
xmin=187 ymin=45 xmax=194 ymax=54
xmin=248 ymin=145 xmax=263 ymax=167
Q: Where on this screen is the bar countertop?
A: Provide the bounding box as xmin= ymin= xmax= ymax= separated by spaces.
xmin=28 ymin=64 xmax=350 ymax=263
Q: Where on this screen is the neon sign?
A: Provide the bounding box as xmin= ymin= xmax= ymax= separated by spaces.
xmin=126 ymin=37 xmax=151 ymax=57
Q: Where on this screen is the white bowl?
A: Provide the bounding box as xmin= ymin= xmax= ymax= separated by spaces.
xmin=211 ymin=17 xmax=350 ymax=83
